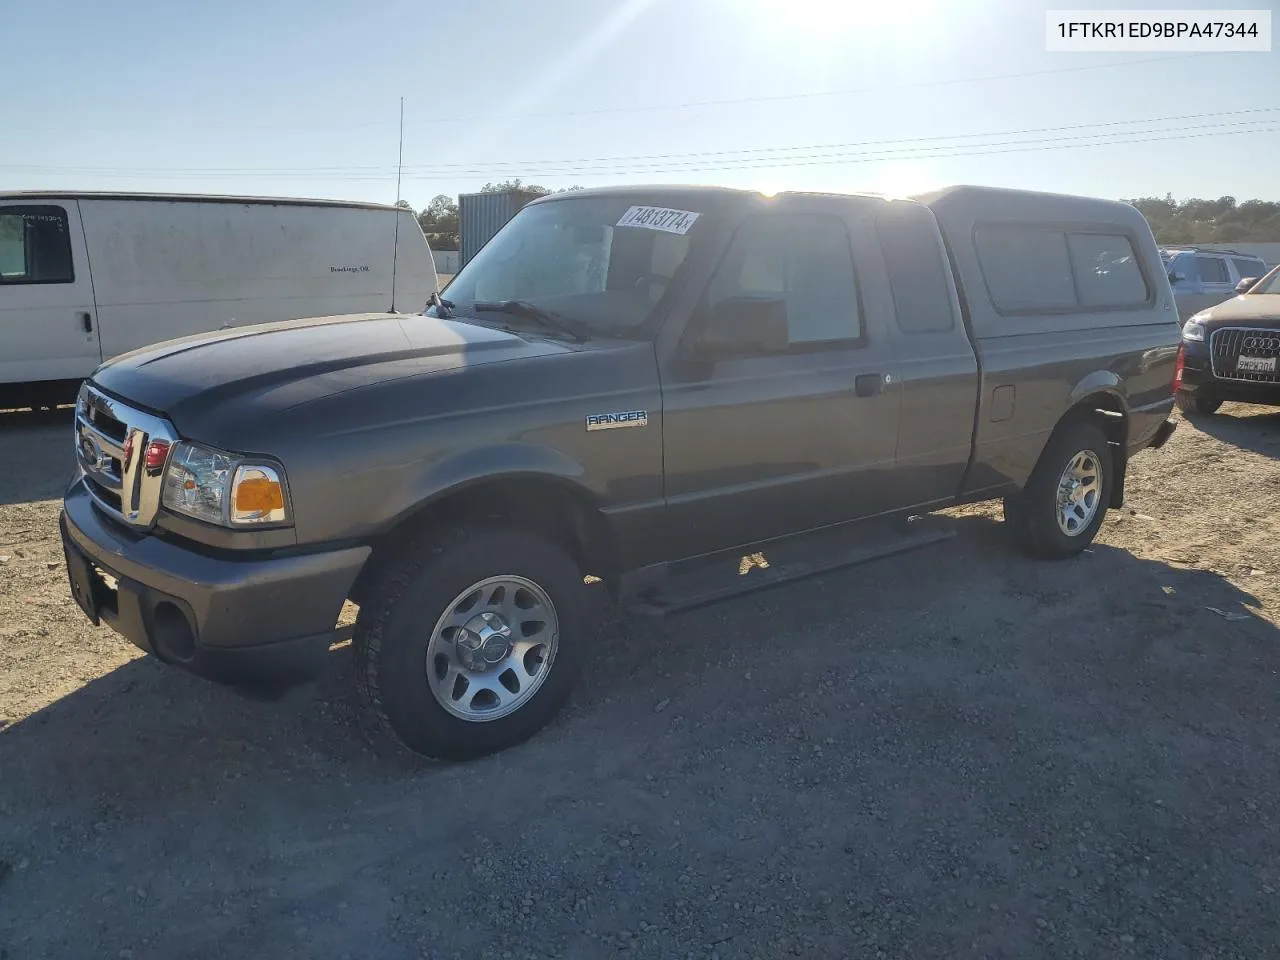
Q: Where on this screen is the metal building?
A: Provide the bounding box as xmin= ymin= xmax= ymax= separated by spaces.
xmin=459 ymin=189 xmax=543 ymax=267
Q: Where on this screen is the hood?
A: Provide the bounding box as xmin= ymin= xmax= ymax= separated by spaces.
xmin=92 ymin=312 xmax=573 ymax=432
xmin=1193 ymin=295 xmax=1280 ymax=328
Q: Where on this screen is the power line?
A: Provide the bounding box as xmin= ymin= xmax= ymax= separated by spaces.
xmin=8 ymin=116 xmax=1277 ymax=181
xmin=7 ymin=107 xmax=1277 ymax=178
xmin=0 ymin=53 xmax=1209 ymax=134
xmin=412 ymin=54 xmax=1210 ymax=124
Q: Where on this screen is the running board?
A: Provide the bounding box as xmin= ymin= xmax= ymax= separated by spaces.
xmin=625 ymin=515 xmax=954 ymax=617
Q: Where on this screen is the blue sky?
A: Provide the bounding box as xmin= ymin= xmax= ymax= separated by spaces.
xmin=3 ymin=0 xmax=1276 ymax=208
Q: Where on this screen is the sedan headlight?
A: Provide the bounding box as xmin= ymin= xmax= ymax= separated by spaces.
xmin=1181 ymin=319 xmax=1206 ymax=341
xmin=161 ymin=442 xmax=290 ymax=527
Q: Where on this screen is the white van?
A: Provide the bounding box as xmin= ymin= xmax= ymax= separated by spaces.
xmin=0 ymin=192 xmax=438 ymax=407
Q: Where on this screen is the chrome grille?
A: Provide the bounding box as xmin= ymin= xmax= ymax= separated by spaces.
xmin=75 ymin=385 xmax=178 ymax=527
xmin=1210 ymin=326 xmax=1280 ymax=383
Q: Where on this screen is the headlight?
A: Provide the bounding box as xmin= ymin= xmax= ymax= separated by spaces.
xmin=1181 ymin=319 xmax=1206 ymax=341
xmin=161 ymin=442 xmax=289 ymax=527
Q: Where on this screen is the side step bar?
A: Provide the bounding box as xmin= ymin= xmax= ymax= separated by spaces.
xmin=625 ymin=514 xmax=955 ymax=618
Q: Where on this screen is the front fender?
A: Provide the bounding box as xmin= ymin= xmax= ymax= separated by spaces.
xmin=383 ymin=441 xmax=595 ymax=532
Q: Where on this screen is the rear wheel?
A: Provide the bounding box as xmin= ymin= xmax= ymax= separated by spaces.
xmin=1175 ymin=391 xmax=1222 ymax=415
xmin=353 ymin=525 xmax=589 ymax=760
xmin=1003 ymin=420 xmax=1112 ymax=559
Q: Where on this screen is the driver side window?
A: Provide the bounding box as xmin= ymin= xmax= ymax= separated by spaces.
xmin=707 ymin=213 xmax=862 ymax=346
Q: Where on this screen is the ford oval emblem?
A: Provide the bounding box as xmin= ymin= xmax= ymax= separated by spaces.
xmin=80 ymin=435 xmax=107 ymax=472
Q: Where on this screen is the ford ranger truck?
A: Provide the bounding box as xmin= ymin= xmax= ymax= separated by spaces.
xmin=60 ymin=185 xmax=1179 ymax=760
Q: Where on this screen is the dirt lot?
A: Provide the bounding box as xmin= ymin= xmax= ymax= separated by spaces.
xmin=2 ymin=405 xmax=1279 ymax=960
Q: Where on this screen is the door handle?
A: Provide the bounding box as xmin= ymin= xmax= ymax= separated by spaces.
xmin=855 ymin=373 xmax=885 ymax=398
xmin=80 ymin=312 xmax=93 ymax=333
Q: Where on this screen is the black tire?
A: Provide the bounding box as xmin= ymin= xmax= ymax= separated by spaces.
xmin=353 ymin=525 xmax=589 ymax=761
xmin=1002 ymin=420 xmax=1112 ymax=560
xmin=1174 ymin=391 xmax=1222 ymax=416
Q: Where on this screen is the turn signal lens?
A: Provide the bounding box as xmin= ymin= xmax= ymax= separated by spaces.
xmin=1172 ymin=343 xmax=1185 ymax=395
xmin=230 ymin=466 xmax=287 ymax=524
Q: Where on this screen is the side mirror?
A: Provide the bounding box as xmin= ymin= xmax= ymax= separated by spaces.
xmin=690 ymin=297 xmax=789 ymax=360
xmin=1169 ymin=270 xmax=1187 ymax=284
xmin=1236 ymin=277 xmax=1258 ymax=295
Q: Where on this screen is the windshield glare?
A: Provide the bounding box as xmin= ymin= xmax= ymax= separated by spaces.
xmin=434 ymin=197 xmax=704 ymax=336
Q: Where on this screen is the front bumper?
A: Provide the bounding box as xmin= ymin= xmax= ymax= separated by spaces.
xmin=1180 ymin=364 xmax=1280 ymax=405
xmin=60 ymin=480 xmax=370 ymax=685
xmin=1180 ymin=338 xmax=1280 ymax=406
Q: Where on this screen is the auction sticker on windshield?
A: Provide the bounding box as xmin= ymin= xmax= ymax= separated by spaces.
xmin=616 ymin=206 xmax=701 ymax=235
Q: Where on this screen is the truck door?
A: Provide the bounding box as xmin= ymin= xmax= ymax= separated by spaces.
xmin=873 ymin=203 xmax=979 ymax=509
xmin=656 ymin=201 xmax=901 ymax=559
xmin=0 ymin=201 xmax=101 ymax=385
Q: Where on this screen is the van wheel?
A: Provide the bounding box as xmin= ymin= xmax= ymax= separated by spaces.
xmin=1003 ymin=420 xmax=1112 ymax=560
xmin=353 ymin=526 xmax=589 ymax=760
xmin=1175 ymin=391 xmax=1222 ymax=415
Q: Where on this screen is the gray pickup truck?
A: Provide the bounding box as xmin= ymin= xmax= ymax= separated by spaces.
xmin=60 ymin=185 xmax=1180 ymax=759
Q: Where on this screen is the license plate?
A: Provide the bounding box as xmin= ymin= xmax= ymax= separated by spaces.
xmin=1238 ymin=355 xmax=1277 ymax=373
xmin=61 ymin=527 xmax=101 ymax=625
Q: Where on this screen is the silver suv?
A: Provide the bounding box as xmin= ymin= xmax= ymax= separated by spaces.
xmin=1162 ymin=247 xmax=1271 ymax=321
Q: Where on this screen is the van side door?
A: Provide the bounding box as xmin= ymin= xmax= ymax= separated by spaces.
xmin=656 ymin=198 xmax=901 ymax=559
xmin=873 ymin=203 xmax=979 ymax=509
xmin=0 ymin=201 xmax=101 ymax=385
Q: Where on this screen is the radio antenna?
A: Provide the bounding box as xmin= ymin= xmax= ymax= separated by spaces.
xmin=390 ymin=95 xmax=405 ymax=313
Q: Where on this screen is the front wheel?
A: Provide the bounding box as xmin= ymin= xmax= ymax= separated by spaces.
xmin=1003 ymin=420 xmax=1112 ymax=560
xmin=353 ymin=526 xmax=589 ymax=760
xmin=1175 ymin=391 xmax=1222 ymax=416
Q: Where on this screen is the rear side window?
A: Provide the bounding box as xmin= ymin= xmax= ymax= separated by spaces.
xmin=1232 ymin=258 xmax=1267 ymax=281
xmin=708 ymin=213 xmax=861 ymax=345
xmin=876 ymin=206 xmax=956 ymax=333
xmin=0 ymin=206 xmax=74 ymax=284
xmin=974 ymin=225 xmax=1076 ymax=312
xmin=1196 ymin=255 xmax=1229 ymax=284
xmin=1067 ymin=233 xmax=1149 ymax=307
xmin=975 ymin=223 xmax=1153 ymax=314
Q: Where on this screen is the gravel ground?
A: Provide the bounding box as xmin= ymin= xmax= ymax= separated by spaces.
xmin=1 ymin=403 xmax=1279 ymax=960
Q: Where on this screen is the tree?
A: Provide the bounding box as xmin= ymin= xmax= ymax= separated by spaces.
xmin=1124 ymin=195 xmax=1280 ymax=244
xmin=417 ymin=193 xmax=460 ymax=250
xmin=481 ymin=178 xmax=551 ymax=197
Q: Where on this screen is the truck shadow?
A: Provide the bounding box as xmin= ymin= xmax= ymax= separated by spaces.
xmin=1183 ymin=403 xmax=1280 ymax=457
xmin=2 ymin=512 xmax=1272 ymax=799
xmin=2 ymin=513 xmax=1278 ymax=957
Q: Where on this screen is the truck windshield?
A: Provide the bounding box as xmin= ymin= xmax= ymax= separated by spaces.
xmin=431 ymin=196 xmax=708 ymax=338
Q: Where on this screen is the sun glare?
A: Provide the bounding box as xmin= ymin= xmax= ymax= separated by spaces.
xmin=743 ymin=0 xmax=942 ymax=36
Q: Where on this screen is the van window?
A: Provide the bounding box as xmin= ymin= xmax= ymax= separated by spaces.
xmin=1196 ymin=256 xmax=1229 ymax=284
xmin=876 ymin=206 xmax=956 ymax=333
xmin=0 ymin=206 xmax=74 ymax=284
xmin=1067 ymin=233 xmax=1149 ymax=307
xmin=1232 ymin=258 xmax=1267 ymax=281
xmin=708 ymin=213 xmax=862 ymax=345
xmin=974 ymin=225 xmax=1076 ymax=312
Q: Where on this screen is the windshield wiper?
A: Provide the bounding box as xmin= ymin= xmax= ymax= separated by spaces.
xmin=427 ymin=291 xmax=455 ymax=318
xmin=472 ymin=300 xmax=586 ymax=342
